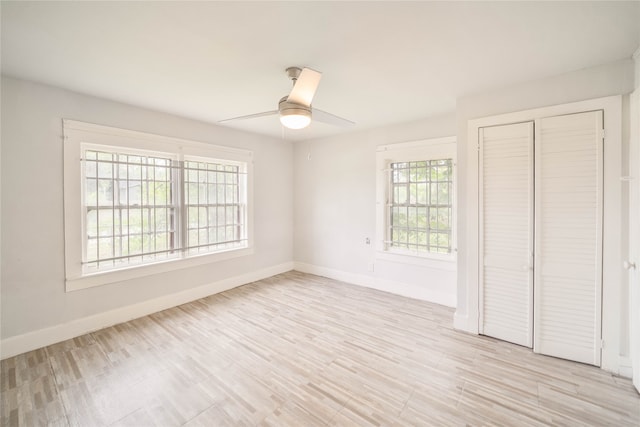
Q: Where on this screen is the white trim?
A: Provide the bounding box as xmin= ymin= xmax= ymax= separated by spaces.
xmin=0 ymin=262 xmax=294 ymax=360
xmin=460 ymin=95 xmax=623 ymax=374
xmin=377 ymin=136 xmax=457 ymax=152
xmin=294 ymin=262 xmax=457 ymax=308
xmin=619 ymin=356 xmax=633 ymax=379
xmin=66 ymin=247 xmax=254 ymax=291
xmin=63 ymin=119 xmax=251 ymax=159
xmin=453 ymin=311 xmax=475 ymax=333
xmin=629 ymin=85 xmax=640 ymax=391
xmin=375 ymin=251 xmax=456 ymax=271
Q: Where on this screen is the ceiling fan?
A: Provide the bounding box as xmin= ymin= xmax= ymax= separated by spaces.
xmin=219 ymin=67 xmax=355 ymax=130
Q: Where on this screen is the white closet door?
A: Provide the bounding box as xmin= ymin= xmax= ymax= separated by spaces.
xmin=534 ymin=111 xmax=603 ymax=366
xmin=480 ymin=122 xmax=534 ymax=347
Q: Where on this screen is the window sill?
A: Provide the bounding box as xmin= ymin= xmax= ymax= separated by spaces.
xmin=376 ymin=250 xmax=456 ymax=271
xmin=65 ymin=246 xmax=254 ymax=292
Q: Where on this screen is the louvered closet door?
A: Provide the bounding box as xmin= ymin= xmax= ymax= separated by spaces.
xmin=480 ymin=122 xmax=534 ymax=347
xmin=534 ymin=111 xmax=603 ymax=366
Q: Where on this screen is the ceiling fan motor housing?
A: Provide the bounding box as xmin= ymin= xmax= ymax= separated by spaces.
xmin=278 ymin=96 xmax=311 ymax=116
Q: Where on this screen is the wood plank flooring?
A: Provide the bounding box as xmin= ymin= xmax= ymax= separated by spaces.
xmin=1 ymin=271 xmax=639 ymax=426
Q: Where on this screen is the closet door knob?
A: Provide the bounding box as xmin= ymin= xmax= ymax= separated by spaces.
xmin=623 ymin=261 xmax=636 ymax=270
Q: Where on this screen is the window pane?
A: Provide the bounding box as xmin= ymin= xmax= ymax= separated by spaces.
xmin=85 ymin=160 xmax=97 ymax=178
xmin=129 ymin=234 xmax=142 ymax=254
xmin=97 ymin=180 xmax=113 ymax=206
xmin=408 ymin=207 xmax=417 ymax=228
xmin=217 ymin=226 xmax=226 ymax=242
xmin=429 ymin=208 xmax=438 ymax=229
xmin=226 ymin=185 xmax=235 ymax=202
xmin=398 ymin=207 xmax=407 ymax=226
xmin=128 ymin=162 xmax=141 ymax=180
xmin=199 ymin=183 xmax=207 ymax=204
xmin=129 ymin=182 xmax=141 ymax=205
xmin=85 ymin=179 xmax=97 ymax=206
xmin=397 ymin=186 xmax=407 ymax=204
xmin=98 ymin=237 xmax=113 ymax=260
xmin=154 ymin=182 xmax=168 ymax=205
xmin=410 ymin=165 xmax=418 ymax=183
xmin=97 ymin=161 xmax=112 ymax=179
xmin=208 ymin=184 xmax=217 ymax=204
xmin=392 ymin=207 xmax=400 ymax=226
xmin=199 ymin=229 xmax=208 ymax=246
xmin=438 ymin=183 xmax=449 ymax=205
xmin=416 ymin=183 xmax=427 ymax=205
xmin=86 ymin=238 xmax=97 ymax=262
xmin=438 ymin=232 xmax=450 ymax=248
xmin=438 ymin=207 xmax=450 ymax=229
xmin=417 ymin=207 xmax=427 ymax=228
xmin=430 ymin=183 xmax=439 ymax=205
xmin=409 ymin=183 xmax=417 ymax=204
xmin=396 ymin=164 xmax=408 ymax=183
xmin=188 ymin=229 xmax=198 ymax=247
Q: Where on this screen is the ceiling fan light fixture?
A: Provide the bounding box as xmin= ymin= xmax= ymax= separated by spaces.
xmin=279 ymin=108 xmax=311 ymax=129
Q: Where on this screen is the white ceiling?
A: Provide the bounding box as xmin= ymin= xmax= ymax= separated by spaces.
xmin=2 ymin=1 xmax=639 ymax=141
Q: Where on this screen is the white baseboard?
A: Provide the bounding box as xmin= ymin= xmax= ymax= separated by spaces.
xmin=1 ymin=262 xmax=294 ymax=360
xmin=453 ymin=311 xmax=475 ymax=334
xmin=618 ymin=356 xmax=633 ymax=379
xmin=294 ymin=262 xmax=456 ymax=308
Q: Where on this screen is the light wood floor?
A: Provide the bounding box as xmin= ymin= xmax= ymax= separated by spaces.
xmin=1 ymin=271 xmax=639 ymax=426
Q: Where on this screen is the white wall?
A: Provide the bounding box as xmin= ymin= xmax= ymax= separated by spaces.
xmin=455 ymin=58 xmax=636 ymax=374
xmin=293 ymin=113 xmax=458 ymax=307
xmin=0 ymin=76 xmax=294 ymax=354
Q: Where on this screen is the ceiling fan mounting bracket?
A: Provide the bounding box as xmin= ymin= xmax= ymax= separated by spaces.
xmin=285 ymin=67 xmax=302 ymax=82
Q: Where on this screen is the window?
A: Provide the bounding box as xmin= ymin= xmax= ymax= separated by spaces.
xmin=183 ymin=159 xmax=246 ymax=256
xmin=388 ymin=159 xmax=453 ymax=254
xmin=376 ymin=137 xmax=456 ymax=263
xmin=64 ymin=120 xmax=253 ymax=291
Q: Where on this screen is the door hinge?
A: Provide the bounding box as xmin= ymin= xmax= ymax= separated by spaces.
xmin=601 ymin=129 xmax=605 ymax=140
xmin=600 ymin=339 xmax=605 ymax=349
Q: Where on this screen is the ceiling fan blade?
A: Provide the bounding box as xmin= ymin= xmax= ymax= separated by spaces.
xmin=218 ymin=110 xmax=278 ymax=123
xmin=312 ymin=108 xmax=356 ymax=128
xmin=287 ymin=67 xmax=322 ymax=107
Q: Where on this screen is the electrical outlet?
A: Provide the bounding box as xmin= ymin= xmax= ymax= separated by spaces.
xmin=365 ymin=237 xmax=370 ymax=245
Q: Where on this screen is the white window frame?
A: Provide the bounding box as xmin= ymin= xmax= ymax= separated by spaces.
xmin=376 ymin=136 xmax=457 ymax=266
xmin=63 ymin=120 xmax=254 ymax=291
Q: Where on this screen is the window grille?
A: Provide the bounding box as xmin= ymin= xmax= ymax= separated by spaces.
xmin=387 ymin=159 xmax=453 ymax=254
xmin=183 ymin=160 xmax=246 ymax=255
xmin=82 ymin=148 xmax=247 ymax=273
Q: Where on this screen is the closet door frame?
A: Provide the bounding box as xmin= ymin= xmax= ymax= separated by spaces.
xmin=461 ymin=95 xmax=623 ymax=374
